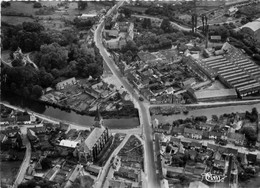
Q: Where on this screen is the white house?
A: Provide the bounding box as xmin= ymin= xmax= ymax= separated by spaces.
xmin=56 ymin=77 xmax=77 ymax=90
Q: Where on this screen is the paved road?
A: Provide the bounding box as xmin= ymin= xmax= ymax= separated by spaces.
xmin=132 ymin=14 xmax=242 ymax=31
xmin=13 ymin=128 xmax=31 ymax=188
xmin=132 ymin=14 xmax=191 ymax=31
xmin=94 ymin=2 xmax=160 ymax=188
xmin=95 ymin=134 xmax=131 ymax=188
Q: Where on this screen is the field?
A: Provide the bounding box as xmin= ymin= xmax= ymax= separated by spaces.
xmin=1 ymin=1 xmax=110 ymax=28
xmin=2 ymin=2 xmax=36 ymax=15
xmin=1 ymin=50 xmax=12 ymax=63
xmin=1 ymin=16 xmax=34 ymax=25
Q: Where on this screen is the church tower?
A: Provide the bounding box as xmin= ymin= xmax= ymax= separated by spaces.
xmin=94 ymin=105 xmax=104 ymax=128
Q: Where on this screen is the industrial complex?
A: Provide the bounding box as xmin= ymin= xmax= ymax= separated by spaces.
xmin=186 ymin=42 xmax=260 ymax=98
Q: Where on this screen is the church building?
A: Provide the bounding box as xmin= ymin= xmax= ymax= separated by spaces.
xmin=77 ymin=106 xmax=109 ymax=162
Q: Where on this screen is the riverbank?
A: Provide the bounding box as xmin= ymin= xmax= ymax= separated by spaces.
xmin=40 ymin=99 xmax=139 ymax=119
xmin=152 ymin=102 xmax=260 ymax=124
xmin=150 ymin=100 xmax=260 ymax=116
xmin=1 ymin=101 xmax=140 ymax=130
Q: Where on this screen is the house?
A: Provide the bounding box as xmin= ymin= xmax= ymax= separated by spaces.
xmin=152 ymin=118 xmax=159 ymax=129
xmin=198 ymin=123 xmax=212 ymax=131
xmin=28 ymin=126 xmax=46 ymax=135
xmin=85 ymin=165 xmax=100 ymax=176
xmin=210 ymin=35 xmax=222 ymax=42
xmin=27 ymin=129 xmax=39 ymax=142
xmin=184 ymin=128 xmax=203 ymax=139
xmin=207 ymin=143 xmax=218 ymax=152
xmin=227 ymin=132 xmax=245 ymax=146
xmin=188 ymin=150 xmax=198 ymax=161
xmin=155 ymin=124 xmax=172 ymax=135
xmin=223 ymin=148 xmax=238 ymax=156
xmin=228 ymin=7 xmax=238 ymax=16
xmin=59 ymin=140 xmax=80 ymax=149
xmin=0 ymin=133 xmax=7 ymax=143
xmin=190 ymin=141 xmax=202 ymax=150
xmin=189 ymin=181 xmax=209 ymax=188
xmin=112 ymin=156 xmax=121 ymax=171
xmin=170 ymin=137 xmax=181 ymax=146
xmin=172 ymin=127 xmax=184 ymax=137
xmin=108 ymin=179 xmax=132 ymax=188
xmin=213 ymin=159 xmax=225 ymax=170
xmin=165 ymin=87 xmax=175 ymax=94
xmin=115 ymin=167 xmax=140 ymax=182
xmin=209 ymin=131 xmax=222 ymax=140
xmin=16 ymin=112 xmax=31 ymax=124
xmin=56 ymin=77 xmax=77 ymax=90
xmin=247 ymin=153 xmax=257 ymax=164
xmin=182 ymin=78 xmax=196 ymax=88
xmin=213 ymin=151 xmax=222 ymax=160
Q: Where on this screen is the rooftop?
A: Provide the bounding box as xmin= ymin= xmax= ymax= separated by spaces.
xmin=84 ymin=126 xmax=106 ymax=153
xmin=194 ymin=89 xmax=237 ymax=99
xmin=59 ymin=140 xmax=79 ymax=148
xmin=241 ymin=19 xmax=260 ymax=32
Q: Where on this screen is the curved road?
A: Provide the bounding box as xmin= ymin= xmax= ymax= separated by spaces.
xmin=94 ymin=2 xmax=160 ymax=188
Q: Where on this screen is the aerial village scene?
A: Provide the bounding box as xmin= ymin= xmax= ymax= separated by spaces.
xmin=1 ymin=0 xmax=260 ymax=188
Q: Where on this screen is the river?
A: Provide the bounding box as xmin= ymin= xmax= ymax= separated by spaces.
xmin=1 ymin=94 xmax=140 ymax=129
xmin=153 ymin=103 xmax=260 ymax=124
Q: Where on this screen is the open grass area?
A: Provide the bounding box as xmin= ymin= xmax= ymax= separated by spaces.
xmin=2 ymin=2 xmax=36 ymax=15
xmin=1 ymin=50 xmax=12 ymax=63
xmin=1 ymin=16 xmax=34 ymax=25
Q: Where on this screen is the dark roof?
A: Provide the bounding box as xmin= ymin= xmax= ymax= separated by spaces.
xmin=223 ymin=148 xmax=238 ymax=156
xmin=209 ymin=131 xmax=222 ymax=137
xmin=207 ymin=143 xmax=218 ymax=151
xmin=17 ymin=114 xmax=30 ymax=122
xmin=247 ymin=153 xmax=257 ymax=163
xmin=184 ymin=128 xmax=203 ymax=135
xmin=29 ymin=126 xmax=46 ymax=134
xmin=190 ymin=141 xmax=202 ymax=148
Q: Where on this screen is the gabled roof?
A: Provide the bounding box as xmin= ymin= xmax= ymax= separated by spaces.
xmin=184 ymin=128 xmax=203 ymax=135
xmin=241 ymin=21 xmax=260 ymax=32
xmin=207 ymin=143 xmax=218 ymax=151
xmin=59 ymin=140 xmax=79 ymax=148
xmin=227 ymin=132 xmax=245 ymax=140
xmin=84 ymin=127 xmax=106 ymax=153
xmin=190 ymin=141 xmax=202 ymax=148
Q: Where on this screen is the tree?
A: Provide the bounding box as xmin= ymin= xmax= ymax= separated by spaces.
xmin=32 ymin=85 xmax=43 ymax=98
xmin=33 ymin=2 xmax=42 ymax=8
xmin=22 ymin=22 xmax=44 ymax=33
xmin=241 ymin=127 xmax=257 ymax=144
xmin=78 ymin=1 xmax=88 ymax=10
xmin=212 ymin=115 xmax=219 ymax=122
xmin=121 ymin=8 xmax=132 ymax=18
xmin=11 ymin=59 xmax=24 ymax=67
xmin=160 ymin=19 xmax=173 ymax=33
xmin=41 ymin=157 xmax=52 ymax=170
xmin=142 ymin=18 xmax=152 ymax=29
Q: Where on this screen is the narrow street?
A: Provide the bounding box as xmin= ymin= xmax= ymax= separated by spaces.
xmin=13 ymin=127 xmax=31 ymax=188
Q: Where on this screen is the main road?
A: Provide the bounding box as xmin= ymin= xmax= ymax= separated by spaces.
xmin=94 ymin=1 xmax=160 ymax=188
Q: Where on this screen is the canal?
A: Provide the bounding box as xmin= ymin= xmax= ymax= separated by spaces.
xmin=153 ymin=103 xmax=260 ymax=124
xmin=1 ymin=94 xmax=140 ymax=129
